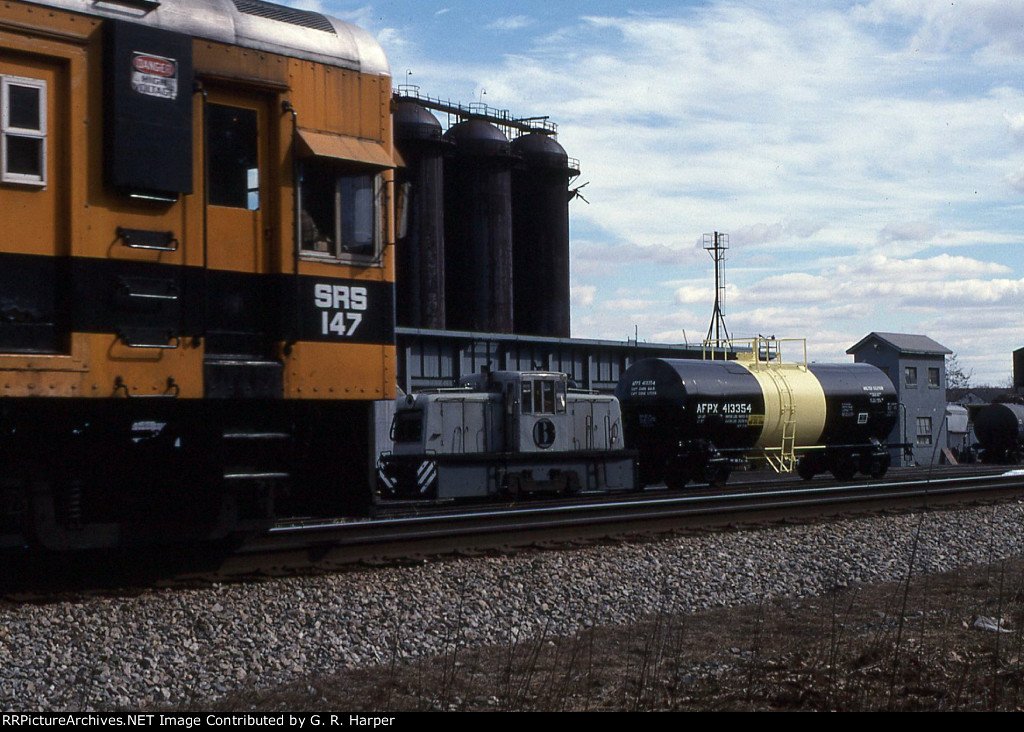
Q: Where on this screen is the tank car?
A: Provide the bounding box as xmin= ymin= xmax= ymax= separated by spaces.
xmin=973 ymin=403 xmax=1024 ymax=464
xmin=377 ymin=371 xmax=636 ymax=500
xmin=0 ymin=0 xmax=396 ymax=550
xmin=615 ymin=340 xmax=899 ymax=487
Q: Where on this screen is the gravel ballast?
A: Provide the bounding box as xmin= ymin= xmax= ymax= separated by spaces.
xmin=3 ymin=500 xmax=1024 ymax=711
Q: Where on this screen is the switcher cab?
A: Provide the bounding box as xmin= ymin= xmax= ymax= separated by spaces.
xmin=377 ymin=371 xmax=636 ymax=500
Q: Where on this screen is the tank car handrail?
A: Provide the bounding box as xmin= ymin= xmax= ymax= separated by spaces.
xmin=702 ymin=336 xmax=808 ymax=367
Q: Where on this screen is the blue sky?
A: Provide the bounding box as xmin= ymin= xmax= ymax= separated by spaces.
xmin=306 ymin=0 xmax=1023 ymax=385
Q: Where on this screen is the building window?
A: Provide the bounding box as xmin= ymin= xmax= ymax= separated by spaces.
xmin=1 ymin=75 xmax=46 ymax=185
xmin=915 ymin=416 xmax=932 ymax=446
xmin=928 ymin=367 xmax=940 ymax=387
xmin=904 ymin=366 xmax=917 ymax=387
xmin=206 ymin=103 xmax=259 ymax=210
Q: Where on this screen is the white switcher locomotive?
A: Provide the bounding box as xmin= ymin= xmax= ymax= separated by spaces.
xmin=376 ymin=371 xmax=637 ymax=500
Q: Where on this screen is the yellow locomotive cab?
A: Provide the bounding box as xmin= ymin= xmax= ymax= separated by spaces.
xmin=0 ymin=0 xmax=397 ymax=548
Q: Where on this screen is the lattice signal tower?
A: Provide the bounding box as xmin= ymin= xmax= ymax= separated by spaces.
xmin=703 ymin=231 xmax=731 ymax=345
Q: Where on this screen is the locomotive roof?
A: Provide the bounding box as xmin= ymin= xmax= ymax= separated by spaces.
xmin=25 ymin=0 xmax=389 ymax=75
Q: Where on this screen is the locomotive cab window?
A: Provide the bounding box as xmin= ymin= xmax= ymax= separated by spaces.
xmin=521 ymin=379 xmax=566 ymax=415
xmin=391 ymin=410 xmax=423 ymax=444
xmin=206 ymin=104 xmax=259 ymax=209
xmin=1 ymin=75 xmax=46 ymax=186
xmin=300 ymin=158 xmax=381 ymax=263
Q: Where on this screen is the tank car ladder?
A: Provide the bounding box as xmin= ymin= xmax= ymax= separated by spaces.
xmin=762 ymin=366 xmax=798 ymax=473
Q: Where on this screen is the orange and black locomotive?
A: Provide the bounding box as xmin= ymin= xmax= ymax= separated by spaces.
xmin=0 ymin=0 xmax=396 ymax=549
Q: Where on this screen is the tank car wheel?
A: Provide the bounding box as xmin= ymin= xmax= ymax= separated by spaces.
xmin=702 ymin=465 xmax=730 ymax=487
xmin=830 ymin=455 xmax=857 ymax=481
xmin=867 ymin=456 xmax=890 ymax=479
xmin=797 ymin=458 xmax=817 ymax=481
xmin=663 ymin=460 xmax=690 ymax=491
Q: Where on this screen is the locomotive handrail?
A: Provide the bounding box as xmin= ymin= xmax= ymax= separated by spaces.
xmin=113 ymin=376 xmax=180 ymax=399
xmin=117 ymin=333 xmax=181 ymax=350
xmin=116 ymin=227 xmax=179 ymax=252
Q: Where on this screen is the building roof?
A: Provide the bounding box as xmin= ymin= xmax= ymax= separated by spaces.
xmin=947 ymin=387 xmax=1015 ymax=405
xmin=847 ymin=332 xmax=952 ymax=356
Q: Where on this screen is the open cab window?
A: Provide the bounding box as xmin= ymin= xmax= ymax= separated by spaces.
xmin=300 ymin=159 xmax=383 ymax=265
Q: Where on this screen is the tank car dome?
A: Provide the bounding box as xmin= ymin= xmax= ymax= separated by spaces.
xmin=444 ymin=119 xmax=510 ymax=157
xmin=394 ymin=102 xmax=443 ymax=143
xmin=511 ymin=132 xmax=570 ymax=169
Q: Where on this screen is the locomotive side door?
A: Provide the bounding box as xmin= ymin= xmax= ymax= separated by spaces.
xmin=201 ymin=87 xmax=281 ymax=397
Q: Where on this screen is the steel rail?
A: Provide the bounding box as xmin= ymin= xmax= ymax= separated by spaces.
xmin=217 ymin=470 xmax=1024 ymax=575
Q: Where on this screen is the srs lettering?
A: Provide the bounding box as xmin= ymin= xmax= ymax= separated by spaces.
xmin=313 ymin=284 xmax=367 ymax=337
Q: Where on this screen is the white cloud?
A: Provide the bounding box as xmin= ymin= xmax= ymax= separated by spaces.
xmin=487 ymin=15 xmax=534 ymax=32
xmin=371 ymin=1 xmax=1024 ymax=385
xmin=570 ymin=284 xmax=596 ymax=307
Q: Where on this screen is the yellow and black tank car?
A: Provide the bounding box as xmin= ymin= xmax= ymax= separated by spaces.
xmin=0 ymin=0 xmax=396 ymax=549
xmin=616 ymin=346 xmax=899 ymax=488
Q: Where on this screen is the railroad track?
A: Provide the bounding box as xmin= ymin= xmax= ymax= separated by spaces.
xmin=215 ymin=466 xmax=1024 ymax=577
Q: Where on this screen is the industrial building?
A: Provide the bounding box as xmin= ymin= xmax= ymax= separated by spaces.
xmin=847 ymin=332 xmax=951 ymax=466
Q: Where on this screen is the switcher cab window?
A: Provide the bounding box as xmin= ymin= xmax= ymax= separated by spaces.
xmin=1 ymin=75 xmax=46 ymax=186
xmin=521 ymin=378 xmax=567 ymax=415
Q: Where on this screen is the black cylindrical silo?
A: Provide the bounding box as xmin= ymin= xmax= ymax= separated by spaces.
xmin=393 ymin=101 xmax=446 ymax=330
xmin=443 ymin=119 xmax=514 ymax=333
xmin=511 ymin=132 xmax=577 ymax=338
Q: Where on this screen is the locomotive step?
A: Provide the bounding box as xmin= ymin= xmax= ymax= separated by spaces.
xmin=223 ymin=471 xmax=291 ymax=481
xmin=222 ymin=432 xmax=292 ymax=441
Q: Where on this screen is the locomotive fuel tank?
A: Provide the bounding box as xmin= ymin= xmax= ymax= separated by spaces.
xmin=973 ymin=403 xmax=1024 ymax=464
xmin=615 ymin=341 xmax=898 ymax=487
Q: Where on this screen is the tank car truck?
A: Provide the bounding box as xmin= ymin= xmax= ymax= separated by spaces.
xmin=616 ymin=338 xmax=899 ymax=487
xmin=377 ymin=371 xmax=636 ymax=500
xmin=0 ymin=0 xmax=395 ymax=550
